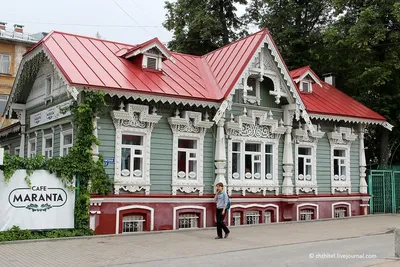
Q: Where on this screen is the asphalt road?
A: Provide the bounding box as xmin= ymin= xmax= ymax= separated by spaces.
xmin=109 ymin=234 xmax=397 ymax=267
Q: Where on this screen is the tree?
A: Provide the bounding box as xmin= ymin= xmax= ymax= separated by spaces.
xmin=323 ymin=0 xmax=400 ymax=166
xmin=163 ymin=0 xmax=247 ymax=55
xmin=244 ymin=0 xmax=334 ymax=70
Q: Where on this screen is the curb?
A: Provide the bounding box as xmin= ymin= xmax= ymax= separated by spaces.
xmin=1 ymin=213 xmax=399 ymax=245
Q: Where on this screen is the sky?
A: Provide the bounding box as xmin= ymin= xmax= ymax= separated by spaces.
xmin=2 ymin=0 xmax=248 ymax=45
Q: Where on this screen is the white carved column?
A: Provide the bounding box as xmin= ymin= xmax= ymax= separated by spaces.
xmin=282 ymin=106 xmax=294 ymax=195
xmin=214 ymin=114 xmax=227 ymax=191
xmin=359 ymin=124 xmax=368 ymax=194
xmin=92 ymin=114 xmax=99 ymax=162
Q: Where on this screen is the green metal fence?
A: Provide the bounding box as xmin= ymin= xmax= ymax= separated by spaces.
xmin=368 ymin=170 xmax=400 ymax=214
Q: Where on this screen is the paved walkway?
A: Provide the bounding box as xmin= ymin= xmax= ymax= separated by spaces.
xmin=1 ymin=215 xmax=400 ymax=267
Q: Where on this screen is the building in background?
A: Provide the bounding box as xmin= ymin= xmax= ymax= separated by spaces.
xmin=0 ymin=22 xmax=46 ymax=119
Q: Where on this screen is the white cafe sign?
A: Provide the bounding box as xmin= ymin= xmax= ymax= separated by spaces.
xmin=30 ymin=100 xmax=73 ymax=128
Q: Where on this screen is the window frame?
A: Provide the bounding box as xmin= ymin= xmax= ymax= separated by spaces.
xmin=178 ymin=213 xmax=199 ymax=229
xmin=330 ymin=144 xmax=351 ymax=194
xmin=227 ymin=137 xmax=279 ymax=195
xmin=112 ymin=104 xmax=161 ymax=195
xmin=60 ymin=129 xmax=73 ymax=156
xmin=27 ymin=137 xmax=37 ymax=158
xmin=176 ymin=138 xmax=199 ymax=181
xmin=0 ymin=54 xmax=11 ymax=74
xmin=42 ymin=133 xmax=54 ymax=158
xmin=122 ymin=215 xmax=145 ymax=233
xmin=120 ymin=133 xmax=146 ymax=179
xmin=294 ymin=142 xmax=318 ymax=194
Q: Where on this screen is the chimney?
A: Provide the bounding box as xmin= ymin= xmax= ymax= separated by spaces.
xmin=0 ymin=22 xmax=6 ymax=31
xmin=13 ymin=24 xmax=24 ymax=33
xmin=323 ymin=73 xmax=336 ymax=86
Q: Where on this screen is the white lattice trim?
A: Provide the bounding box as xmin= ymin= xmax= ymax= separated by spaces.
xmin=212 ymin=33 xmax=315 ymax=134
xmin=169 ymin=111 xmax=213 ymax=195
xmin=294 ymin=142 xmax=318 ymax=195
xmin=310 ymin=113 xmax=393 ymax=131
xmin=112 ymin=103 xmax=162 ymax=195
xmin=330 ymin=143 xmax=352 ymax=194
xmin=227 ymin=137 xmax=280 ymax=196
xmin=83 ymin=87 xmax=219 ymax=109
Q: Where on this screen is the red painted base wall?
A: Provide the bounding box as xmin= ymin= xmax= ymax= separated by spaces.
xmin=89 ymin=194 xmax=370 ymax=235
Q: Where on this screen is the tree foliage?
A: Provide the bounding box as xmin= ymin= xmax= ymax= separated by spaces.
xmin=163 ymin=0 xmax=247 ymax=55
xmin=244 ymin=0 xmax=334 ymax=70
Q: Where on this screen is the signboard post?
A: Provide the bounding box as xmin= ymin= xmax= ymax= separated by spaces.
xmin=0 ymin=170 xmax=75 ymax=231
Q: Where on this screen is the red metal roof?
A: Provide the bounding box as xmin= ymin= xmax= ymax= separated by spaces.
xmin=35 ymin=30 xmax=270 ymax=102
xmin=290 ymin=66 xmax=386 ymax=121
xmin=28 ymin=30 xmax=386 ymax=121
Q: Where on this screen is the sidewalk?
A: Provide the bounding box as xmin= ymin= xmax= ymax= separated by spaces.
xmin=1 ymin=214 xmax=400 ymax=267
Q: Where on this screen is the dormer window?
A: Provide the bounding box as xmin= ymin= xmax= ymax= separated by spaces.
xmin=146 ymin=57 xmax=158 ymax=70
xmin=301 ymin=81 xmax=312 ymax=93
xmin=121 ymin=38 xmax=173 ymax=72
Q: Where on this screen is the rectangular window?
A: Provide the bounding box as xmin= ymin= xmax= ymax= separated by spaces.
xmin=298 ymin=147 xmax=312 ymax=178
xmin=146 ymin=57 xmax=157 ymax=69
xmin=334 ymin=208 xmax=347 ymax=218
xmin=0 ymin=54 xmax=10 ymax=74
xmin=246 ymin=77 xmax=257 ymax=96
xmin=230 ymin=140 xmax=275 ymax=181
xmin=244 ymin=143 xmax=261 ymax=179
xmin=45 ymin=75 xmax=52 ymax=96
xmin=265 ymin=144 xmax=273 ymax=179
xmin=300 ymin=209 xmax=314 ymax=221
xmin=178 ymin=213 xmax=199 ymax=229
xmin=246 ymin=211 xmax=260 ymax=225
xmin=264 ymin=211 xmax=272 ymax=224
xmin=121 ymin=135 xmax=144 ymax=178
xmin=43 ymin=135 xmax=53 ymax=158
xmin=233 ymin=212 xmax=241 ymax=226
xmin=122 ymin=215 xmax=145 ymax=233
xmin=232 ymin=142 xmax=241 ymax=179
xmin=61 ymin=130 xmax=73 ymax=156
xmin=28 ymin=138 xmax=36 ymax=158
xmin=333 ymin=149 xmax=346 ymax=176
xmin=177 ymin=139 xmax=198 ymax=180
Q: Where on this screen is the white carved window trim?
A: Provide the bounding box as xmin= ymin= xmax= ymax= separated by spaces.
xmin=168 ymin=110 xmax=213 ymax=196
xmin=228 ymin=137 xmax=279 ymax=195
xmin=42 ymin=133 xmax=54 ymax=158
xmin=294 ymin=142 xmax=317 ymax=194
xmin=292 ymin=123 xmax=325 ymax=195
xmin=28 ymin=137 xmax=36 ymax=158
xmin=60 ymin=129 xmax=73 ymax=156
xmin=330 ymin=144 xmax=351 ymax=194
xmin=112 ymin=103 xmax=161 ymax=195
xmin=327 ymin=126 xmax=357 ymax=194
xmin=225 ymin=109 xmax=285 ymax=196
